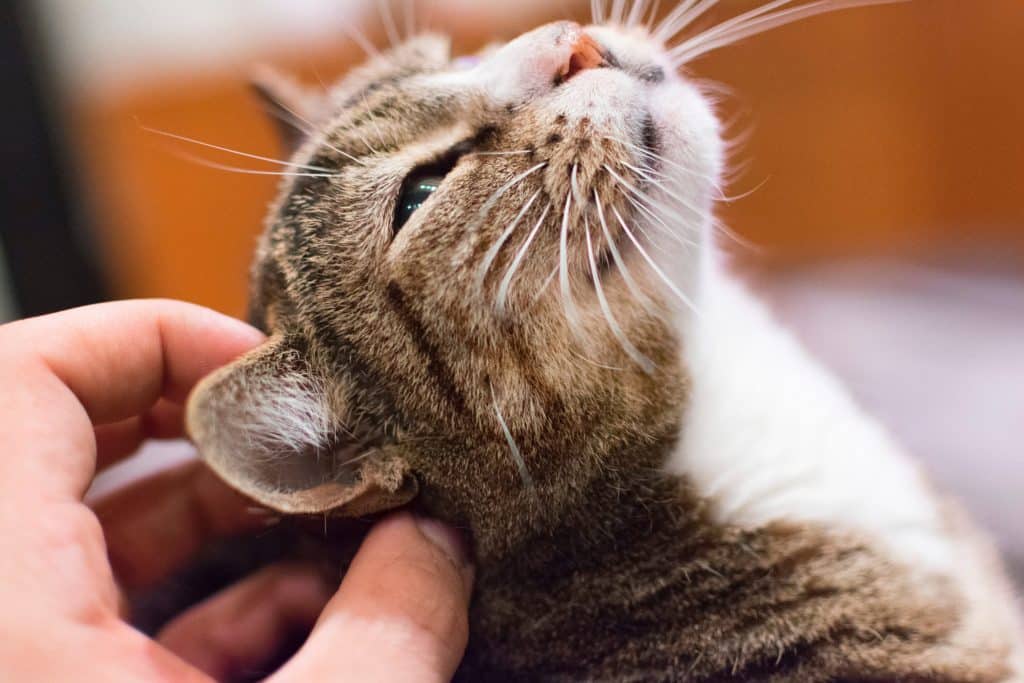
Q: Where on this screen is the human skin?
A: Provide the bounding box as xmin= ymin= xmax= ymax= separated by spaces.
xmin=0 ymin=300 xmax=473 ymax=682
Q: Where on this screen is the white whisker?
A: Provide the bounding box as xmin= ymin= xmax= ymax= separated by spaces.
xmin=357 ymin=92 xmax=383 ymax=154
xmin=340 ymin=23 xmax=382 ymax=60
xmin=141 ymin=125 xmax=334 ymax=173
xmin=592 ymin=0 xmax=606 ymax=24
xmin=378 ymin=0 xmax=402 ymax=49
xmin=670 ymin=0 xmax=906 ymax=65
xmin=644 ymin=0 xmax=664 ymax=31
xmin=403 ymin=0 xmax=416 ymax=39
xmin=466 ymin=162 xmax=547 ymax=241
xmin=476 ymin=189 xmax=542 ymax=291
xmin=164 ymin=149 xmax=338 ymax=179
xmin=617 ymin=164 xmax=710 ymax=221
xmin=604 ymin=165 xmax=702 ymax=248
xmin=653 ymin=0 xmax=719 ymax=43
xmin=490 ymin=382 xmax=537 ymax=498
xmin=585 ymin=215 xmax=656 ymax=374
xmin=594 ymin=189 xmax=658 ymax=313
xmin=604 ymin=135 xmax=719 ymax=186
xmin=616 ymin=182 xmax=697 ymax=252
xmin=533 ymin=265 xmax=559 ymax=304
xmin=570 ymin=348 xmax=626 ymax=372
xmin=626 ymin=0 xmax=650 ymax=28
xmin=262 ymin=95 xmax=372 ymax=168
xmin=611 ymin=203 xmax=700 ymax=315
xmin=468 ymin=150 xmax=535 ymax=157
xmin=559 ymin=166 xmax=583 ymax=331
xmin=496 ymin=203 xmax=553 ymax=315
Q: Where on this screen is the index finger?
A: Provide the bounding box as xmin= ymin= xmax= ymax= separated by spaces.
xmin=0 ymin=300 xmax=264 ymax=501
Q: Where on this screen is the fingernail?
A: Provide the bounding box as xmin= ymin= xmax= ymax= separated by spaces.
xmin=415 ymin=516 xmax=472 ymax=569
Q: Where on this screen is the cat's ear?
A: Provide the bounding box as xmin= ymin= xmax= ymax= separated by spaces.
xmin=186 ymin=337 xmax=418 ymax=516
xmin=249 ymin=65 xmax=322 ymax=154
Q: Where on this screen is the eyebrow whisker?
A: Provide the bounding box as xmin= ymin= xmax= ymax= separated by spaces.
xmin=162 ymin=148 xmax=340 ymax=179
xmin=141 ymin=125 xmax=336 ymax=173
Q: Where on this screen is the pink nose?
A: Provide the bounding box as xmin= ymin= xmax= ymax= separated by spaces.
xmin=560 ymin=33 xmax=606 ymax=82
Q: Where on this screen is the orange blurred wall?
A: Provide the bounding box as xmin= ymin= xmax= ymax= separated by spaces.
xmin=68 ymin=0 xmax=1024 ymax=317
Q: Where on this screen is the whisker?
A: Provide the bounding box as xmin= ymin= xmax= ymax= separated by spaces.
xmin=468 ymin=150 xmax=535 ymax=157
xmin=644 ymin=0 xmax=664 ymax=32
xmin=611 ymin=0 xmax=627 ymax=25
xmin=570 ymin=348 xmax=626 ymax=372
xmin=403 ymin=0 xmax=416 ymax=39
xmin=594 ymin=189 xmax=659 ymax=314
xmin=604 ymin=135 xmax=719 ymax=185
xmin=496 ymin=202 xmax=553 ymax=315
xmin=611 ymin=203 xmax=700 ymax=315
xmin=141 ymin=125 xmax=335 ymax=173
xmin=604 ymin=164 xmax=703 ymax=247
xmin=585 ymin=214 xmax=656 ymax=374
xmin=533 ymin=265 xmax=559 ymax=304
xmin=340 ymin=23 xmax=383 ymax=60
xmin=261 ymin=97 xmax=373 ymax=168
xmin=356 ymin=92 xmax=382 ymax=154
xmin=670 ymin=0 xmax=800 ymax=58
xmin=616 ymin=183 xmax=698 ymax=252
xmin=559 ymin=165 xmax=583 ymax=331
xmin=490 ymin=382 xmax=537 ymax=499
xmin=612 ymin=163 xmax=757 ymax=251
xmin=466 ymin=162 xmax=547 ymax=243
xmin=592 ymin=0 xmax=606 ymax=24
xmin=378 ymin=0 xmax=402 ymax=49
xmin=626 ymin=0 xmax=651 ymax=28
xmin=164 ymin=149 xmax=339 ymax=179
xmin=653 ymin=0 xmax=719 ymax=43
xmin=618 ymin=164 xmax=709 ymax=220
xmin=670 ymin=0 xmax=906 ymax=65
xmin=476 ymin=189 xmax=543 ymax=292
xmin=318 ymin=137 xmax=368 ymax=167
xmin=260 ymin=103 xmax=317 ymax=142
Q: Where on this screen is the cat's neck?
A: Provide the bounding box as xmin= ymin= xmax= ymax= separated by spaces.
xmin=668 ymin=258 xmax=955 ymax=575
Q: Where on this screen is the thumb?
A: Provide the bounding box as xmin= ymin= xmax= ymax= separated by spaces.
xmin=271 ymin=512 xmax=474 ymax=683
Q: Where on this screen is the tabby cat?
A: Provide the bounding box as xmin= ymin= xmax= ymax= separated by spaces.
xmin=186 ymin=1 xmax=1024 ymax=679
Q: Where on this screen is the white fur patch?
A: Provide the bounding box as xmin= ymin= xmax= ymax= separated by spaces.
xmin=240 ymin=372 xmax=334 ymax=458
xmin=665 ymin=260 xmax=957 ymax=574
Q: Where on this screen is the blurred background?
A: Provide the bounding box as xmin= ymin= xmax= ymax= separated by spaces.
xmin=1 ymin=0 xmax=1021 ymax=582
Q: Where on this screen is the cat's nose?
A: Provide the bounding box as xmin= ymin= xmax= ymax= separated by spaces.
xmin=468 ymin=21 xmax=608 ymax=103
xmin=560 ymin=33 xmax=606 ymax=82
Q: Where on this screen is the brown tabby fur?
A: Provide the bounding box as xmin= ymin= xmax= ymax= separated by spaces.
xmin=186 ymin=32 xmax=1016 ymax=681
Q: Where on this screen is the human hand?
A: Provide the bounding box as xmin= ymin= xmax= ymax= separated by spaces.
xmin=0 ymin=300 xmax=473 ymax=682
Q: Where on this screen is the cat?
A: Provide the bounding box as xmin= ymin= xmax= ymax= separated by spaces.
xmin=185 ymin=1 xmax=1024 ymax=680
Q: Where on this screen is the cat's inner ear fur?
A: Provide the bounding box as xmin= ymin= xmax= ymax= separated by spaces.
xmin=185 ymin=336 xmax=418 ymax=516
xmin=249 ymin=65 xmax=322 ymax=154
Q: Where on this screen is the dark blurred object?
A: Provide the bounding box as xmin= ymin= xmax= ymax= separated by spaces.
xmin=0 ymin=0 xmax=106 ymax=317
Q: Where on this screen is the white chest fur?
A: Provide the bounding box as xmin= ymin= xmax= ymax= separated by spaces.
xmin=665 ymin=261 xmax=957 ymax=575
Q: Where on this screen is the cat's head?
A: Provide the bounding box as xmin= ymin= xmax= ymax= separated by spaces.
xmin=186 ymin=16 xmax=722 ymax=556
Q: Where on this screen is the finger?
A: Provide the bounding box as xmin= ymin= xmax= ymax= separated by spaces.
xmin=272 ymin=513 xmax=474 ymax=683
xmin=93 ymin=460 xmax=268 ymax=590
xmin=93 ymin=399 xmax=185 ymax=469
xmin=8 ymin=299 xmax=265 ymax=422
xmin=0 ymin=300 xmax=264 ymax=501
xmin=158 ymin=564 xmax=333 ymax=682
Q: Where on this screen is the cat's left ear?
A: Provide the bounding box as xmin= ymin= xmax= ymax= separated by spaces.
xmin=185 ymin=336 xmax=419 ymax=516
xmin=250 ymin=65 xmax=322 ymax=154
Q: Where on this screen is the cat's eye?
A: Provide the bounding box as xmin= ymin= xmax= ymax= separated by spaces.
xmin=392 ymin=149 xmax=466 ymax=233
xmin=395 ymin=174 xmax=444 ymax=230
